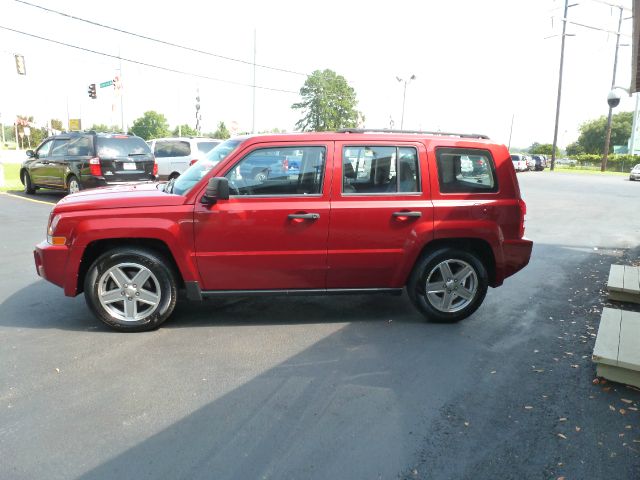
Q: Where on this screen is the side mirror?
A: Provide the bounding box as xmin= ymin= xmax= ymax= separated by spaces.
xmin=26 ymin=149 xmax=35 ymax=158
xmin=201 ymin=177 xmax=229 ymax=204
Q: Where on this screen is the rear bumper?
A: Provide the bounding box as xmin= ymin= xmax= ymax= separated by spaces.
xmin=79 ymin=176 xmax=156 ymax=189
xmin=499 ymin=238 xmax=533 ymax=283
xmin=34 ymin=240 xmax=69 ymax=291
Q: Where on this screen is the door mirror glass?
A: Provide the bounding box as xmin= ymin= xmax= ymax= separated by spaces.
xmin=26 ymin=149 xmax=35 ymax=158
xmin=201 ymin=177 xmax=229 ymax=204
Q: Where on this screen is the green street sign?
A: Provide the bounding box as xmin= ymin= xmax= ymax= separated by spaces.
xmin=99 ymin=80 xmax=113 ymax=88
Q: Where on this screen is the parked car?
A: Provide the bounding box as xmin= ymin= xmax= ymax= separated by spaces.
xmin=34 ymin=129 xmax=532 ymax=332
xmin=147 ymin=137 xmax=222 ymax=180
xmin=555 ymin=157 xmax=577 ymax=166
xmin=530 ymin=154 xmax=547 ymax=171
xmin=510 ymin=154 xmax=528 ymax=172
xmin=21 ymin=132 xmax=156 ymax=195
xmin=630 ymin=163 xmax=640 ymax=181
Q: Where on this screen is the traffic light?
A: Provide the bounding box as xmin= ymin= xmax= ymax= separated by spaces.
xmin=14 ymin=54 xmax=26 ymax=75
xmin=88 ymin=83 xmax=97 ymax=99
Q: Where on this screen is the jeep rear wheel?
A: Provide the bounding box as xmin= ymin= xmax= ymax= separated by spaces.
xmin=408 ymin=248 xmax=488 ymax=323
xmin=84 ymin=248 xmax=177 ymax=332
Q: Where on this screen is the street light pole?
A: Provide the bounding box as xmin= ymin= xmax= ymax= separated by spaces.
xmin=601 ymin=5 xmax=624 ymax=172
xmin=551 ymin=0 xmax=571 ymax=171
xmin=396 ymin=75 xmax=416 ymax=130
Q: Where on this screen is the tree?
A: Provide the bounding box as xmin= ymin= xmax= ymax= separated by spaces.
xmin=565 ymin=142 xmax=584 ymax=156
xmin=212 ymin=121 xmax=230 ymax=139
xmin=574 ymin=111 xmax=633 ymax=154
xmin=528 ymin=142 xmax=557 ymax=156
xmin=50 ymin=119 xmax=64 ymax=131
xmin=89 ymin=123 xmax=121 ymax=133
xmin=291 ymin=69 xmax=360 ymax=131
xmin=172 ymin=124 xmax=199 ymax=137
xmin=130 ymin=111 xmax=170 ymax=140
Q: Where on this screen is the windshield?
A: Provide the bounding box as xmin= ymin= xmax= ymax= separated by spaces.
xmin=171 ymin=139 xmax=242 ymax=196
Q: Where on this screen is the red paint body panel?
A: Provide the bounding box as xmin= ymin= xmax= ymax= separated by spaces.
xmin=34 ymin=132 xmax=532 ymax=299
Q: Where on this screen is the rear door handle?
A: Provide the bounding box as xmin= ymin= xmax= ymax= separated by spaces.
xmin=392 ymin=211 xmax=422 ymax=218
xmin=288 ymin=213 xmax=320 ymax=220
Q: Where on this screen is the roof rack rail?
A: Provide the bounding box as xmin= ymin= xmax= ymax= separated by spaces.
xmin=337 ymin=128 xmax=490 ymax=140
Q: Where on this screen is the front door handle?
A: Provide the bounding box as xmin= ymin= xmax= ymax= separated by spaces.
xmin=392 ymin=211 xmax=422 ymax=218
xmin=288 ymin=213 xmax=320 ymax=220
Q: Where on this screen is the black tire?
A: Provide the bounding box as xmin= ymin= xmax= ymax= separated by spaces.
xmin=407 ymin=247 xmax=488 ymax=323
xmin=84 ymin=248 xmax=177 ymax=332
xmin=67 ymin=175 xmax=81 ymax=195
xmin=22 ymin=170 xmax=36 ymax=194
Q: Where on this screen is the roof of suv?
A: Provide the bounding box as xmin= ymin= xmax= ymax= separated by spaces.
xmin=230 ymin=129 xmax=496 ymax=147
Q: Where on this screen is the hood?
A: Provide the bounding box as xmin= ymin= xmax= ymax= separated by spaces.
xmin=53 ymin=182 xmax=186 ymax=213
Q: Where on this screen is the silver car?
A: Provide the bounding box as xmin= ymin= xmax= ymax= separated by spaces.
xmin=630 ymin=163 xmax=640 ymax=181
xmin=147 ymin=137 xmax=223 ymax=180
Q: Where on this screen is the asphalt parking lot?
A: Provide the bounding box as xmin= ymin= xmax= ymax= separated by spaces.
xmin=1 ymin=172 xmax=639 ymax=480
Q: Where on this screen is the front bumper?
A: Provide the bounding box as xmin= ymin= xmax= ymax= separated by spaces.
xmin=630 ymin=172 xmax=640 ymax=180
xmin=34 ymin=240 xmax=69 ymax=291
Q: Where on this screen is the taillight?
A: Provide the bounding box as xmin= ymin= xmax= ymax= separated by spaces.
xmin=89 ymin=157 xmax=101 ymax=176
xmin=282 ymin=158 xmax=289 ymax=170
xmin=518 ymin=198 xmax=527 ymax=238
xmin=189 ymin=159 xmax=198 ymax=166
xmin=153 ymin=162 xmax=158 ymax=176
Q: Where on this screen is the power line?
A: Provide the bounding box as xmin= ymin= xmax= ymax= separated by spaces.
xmin=0 ymin=25 xmax=299 ymax=94
xmin=14 ymin=0 xmax=308 ymax=77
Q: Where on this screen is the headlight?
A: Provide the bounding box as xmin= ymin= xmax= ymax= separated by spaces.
xmin=47 ymin=215 xmax=66 ymax=245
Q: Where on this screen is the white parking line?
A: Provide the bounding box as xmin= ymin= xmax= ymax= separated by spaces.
xmin=0 ymin=192 xmax=56 ymax=205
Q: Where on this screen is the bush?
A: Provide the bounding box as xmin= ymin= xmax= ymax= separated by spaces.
xmin=567 ymin=154 xmax=639 ymax=172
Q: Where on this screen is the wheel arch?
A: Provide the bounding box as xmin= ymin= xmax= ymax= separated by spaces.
xmin=77 ymin=238 xmax=185 ymax=295
xmin=412 ymin=237 xmax=497 ymax=287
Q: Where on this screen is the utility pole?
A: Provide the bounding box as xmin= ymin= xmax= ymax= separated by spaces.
xmin=507 ymin=113 xmax=515 ymax=151
xmin=551 ymin=0 xmax=570 ymax=171
xmin=396 ymin=75 xmax=416 ymax=130
xmin=252 ymin=29 xmax=256 ymax=134
xmin=601 ymin=5 xmax=624 ymax=172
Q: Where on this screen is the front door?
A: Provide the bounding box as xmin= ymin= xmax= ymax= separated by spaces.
xmin=194 ymin=142 xmax=332 ymax=291
xmin=327 ymin=141 xmax=434 ymax=288
xmin=29 ymin=139 xmax=53 ymax=185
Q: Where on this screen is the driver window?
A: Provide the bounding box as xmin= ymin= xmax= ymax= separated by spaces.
xmin=225 ymin=146 xmax=326 ymax=196
xmin=36 ymin=140 xmax=52 ymax=159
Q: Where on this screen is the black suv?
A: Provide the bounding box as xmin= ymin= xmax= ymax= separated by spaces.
xmin=21 ymin=132 xmax=156 ymax=195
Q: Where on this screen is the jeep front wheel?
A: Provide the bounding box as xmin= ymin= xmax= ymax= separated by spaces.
xmin=84 ymin=248 xmax=177 ymax=332
xmin=408 ymin=248 xmax=488 ymax=323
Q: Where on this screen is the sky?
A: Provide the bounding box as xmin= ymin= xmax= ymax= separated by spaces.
xmin=0 ymin=0 xmax=636 ymax=150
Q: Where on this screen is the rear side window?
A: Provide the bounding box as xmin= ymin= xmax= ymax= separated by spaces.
xmin=342 ymin=145 xmax=420 ymax=194
xmin=154 ymin=140 xmax=191 ymax=158
xmin=97 ymin=137 xmax=151 ymax=158
xmin=436 ymin=148 xmax=497 ymax=193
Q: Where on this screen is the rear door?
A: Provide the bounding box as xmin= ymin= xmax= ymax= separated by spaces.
xmin=327 ymin=141 xmax=434 ymax=288
xmin=96 ymin=136 xmax=154 ymax=182
xmin=193 ymin=141 xmax=332 ymax=291
xmin=153 ymin=140 xmax=191 ymax=178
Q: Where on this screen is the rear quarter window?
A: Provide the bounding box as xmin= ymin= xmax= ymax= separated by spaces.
xmin=436 ymin=148 xmax=498 ymax=194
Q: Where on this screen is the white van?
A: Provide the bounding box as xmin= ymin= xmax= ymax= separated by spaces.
xmin=147 ymin=137 xmax=223 ymax=180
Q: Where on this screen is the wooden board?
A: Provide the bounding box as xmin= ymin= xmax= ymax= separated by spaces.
xmin=592 ymin=308 xmax=621 ymax=367
xmin=607 ymin=265 xmax=640 ymax=304
xmin=618 ymin=310 xmax=640 ymax=372
xmin=593 ymin=308 xmax=640 ymax=388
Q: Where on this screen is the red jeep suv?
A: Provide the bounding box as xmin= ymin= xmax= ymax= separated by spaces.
xmin=34 ymin=130 xmax=532 ymax=332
